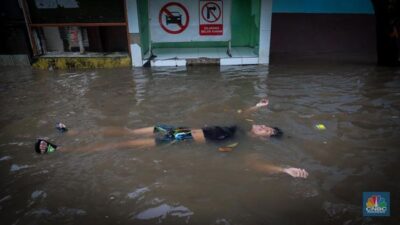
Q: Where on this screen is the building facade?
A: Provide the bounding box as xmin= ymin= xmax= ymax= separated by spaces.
xmin=270 ymin=0 xmax=376 ymax=62
xmin=1 ymin=0 xmax=385 ymax=68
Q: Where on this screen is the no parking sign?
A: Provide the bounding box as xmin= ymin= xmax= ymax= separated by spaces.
xmin=159 ymin=2 xmax=190 ymax=34
xmin=149 ymin=0 xmax=231 ymax=42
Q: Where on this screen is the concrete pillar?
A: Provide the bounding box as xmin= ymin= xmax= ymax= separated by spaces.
xmin=126 ymin=0 xmax=143 ymax=67
xmin=259 ymin=0 xmax=272 ymax=64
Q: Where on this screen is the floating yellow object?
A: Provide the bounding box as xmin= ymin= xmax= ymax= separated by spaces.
xmin=218 ymin=143 xmax=239 ymax=152
xmin=218 ymin=147 xmax=233 ymax=152
xmin=226 ymin=142 xmax=239 ymax=148
xmin=245 ymin=119 xmax=254 ymax=122
xmin=315 ymin=124 xmax=326 ymax=130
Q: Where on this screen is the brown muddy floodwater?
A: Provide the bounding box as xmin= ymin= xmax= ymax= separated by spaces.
xmin=0 ymin=63 xmax=399 ymax=225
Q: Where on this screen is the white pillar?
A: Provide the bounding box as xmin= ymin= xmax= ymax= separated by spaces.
xmin=126 ymin=0 xmax=143 ymax=67
xmin=258 ymin=0 xmax=272 ymax=64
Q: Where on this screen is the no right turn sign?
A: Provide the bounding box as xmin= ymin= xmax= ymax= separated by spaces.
xmin=199 ymin=0 xmax=223 ymax=35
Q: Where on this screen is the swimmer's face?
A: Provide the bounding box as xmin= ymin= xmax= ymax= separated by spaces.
xmin=251 ymin=125 xmax=275 ymax=137
xmin=39 ymin=141 xmax=47 ymax=154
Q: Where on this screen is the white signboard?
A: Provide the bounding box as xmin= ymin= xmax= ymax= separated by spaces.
xmin=149 ymin=0 xmax=231 ymax=43
xmin=199 ymin=0 xmax=224 ymax=35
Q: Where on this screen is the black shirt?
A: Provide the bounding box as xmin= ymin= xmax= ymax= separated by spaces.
xmin=201 ymin=126 xmax=237 ymax=142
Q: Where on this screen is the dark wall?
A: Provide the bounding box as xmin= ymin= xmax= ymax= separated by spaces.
xmin=86 ymin=27 xmax=128 ymax=52
xmin=99 ymin=27 xmax=128 ymax=52
xmin=26 ymin=0 xmax=125 ymax=23
xmin=270 ymin=13 xmax=376 ymax=56
xmin=0 ymin=0 xmax=31 ymax=54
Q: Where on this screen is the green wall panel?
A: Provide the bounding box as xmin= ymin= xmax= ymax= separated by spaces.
xmin=231 ymin=0 xmax=260 ymax=47
xmin=138 ymin=0 xmax=150 ymax=55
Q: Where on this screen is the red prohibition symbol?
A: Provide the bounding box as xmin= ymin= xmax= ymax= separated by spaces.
xmin=159 ymin=2 xmax=190 ymax=34
xmin=201 ymin=2 xmax=221 ymax=23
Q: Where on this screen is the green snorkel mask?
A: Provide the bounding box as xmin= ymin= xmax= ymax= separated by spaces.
xmin=46 ymin=144 xmax=57 ymax=153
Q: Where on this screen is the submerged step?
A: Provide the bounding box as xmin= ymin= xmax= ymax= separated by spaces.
xmin=187 ymin=58 xmax=220 ymax=66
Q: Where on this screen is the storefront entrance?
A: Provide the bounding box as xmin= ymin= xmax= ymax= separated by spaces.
xmin=129 ymin=0 xmax=272 ymax=67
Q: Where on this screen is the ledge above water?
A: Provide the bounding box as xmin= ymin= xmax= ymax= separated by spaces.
xmin=33 ymin=52 xmax=131 ymax=70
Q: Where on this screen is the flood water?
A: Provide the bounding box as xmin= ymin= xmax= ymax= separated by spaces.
xmin=0 ymin=62 xmax=399 ymax=225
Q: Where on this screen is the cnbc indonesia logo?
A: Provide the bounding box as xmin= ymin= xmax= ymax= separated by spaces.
xmin=366 ymin=195 xmax=387 ymax=213
xmin=363 ymin=192 xmax=390 ymax=216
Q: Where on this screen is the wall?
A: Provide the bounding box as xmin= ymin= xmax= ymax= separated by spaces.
xmin=270 ymin=0 xmax=376 ymax=60
xmin=26 ymin=0 xmax=126 ymax=23
xmin=231 ymin=0 xmax=260 ymax=47
xmin=272 ymin=0 xmax=374 ymax=14
xmin=0 ymin=0 xmax=31 ymax=65
xmin=98 ymin=27 xmax=129 ymax=52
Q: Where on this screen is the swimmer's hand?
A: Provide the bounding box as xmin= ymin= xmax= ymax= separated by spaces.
xmin=256 ymin=98 xmax=269 ymax=108
xmin=282 ymin=167 xmax=309 ymax=178
xmin=56 ymin=122 xmax=68 ymax=133
xmin=240 ymin=98 xmax=269 ymax=115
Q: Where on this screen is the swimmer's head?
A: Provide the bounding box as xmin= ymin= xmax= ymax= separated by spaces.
xmin=251 ymin=125 xmax=283 ymax=138
xmin=35 ymin=139 xmax=47 ymax=154
xmin=35 ymin=139 xmax=57 ymax=154
xmin=271 ymin=127 xmax=283 ymax=138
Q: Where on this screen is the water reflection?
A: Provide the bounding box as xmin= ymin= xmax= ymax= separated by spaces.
xmin=133 ymin=203 xmax=193 ymax=222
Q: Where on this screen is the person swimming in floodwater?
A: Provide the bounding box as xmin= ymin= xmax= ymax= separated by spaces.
xmin=35 ymin=99 xmax=309 ymax=178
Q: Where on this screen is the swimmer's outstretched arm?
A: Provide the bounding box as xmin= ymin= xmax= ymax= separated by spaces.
xmin=58 ymin=138 xmax=156 ymax=152
xmin=95 ymin=126 xmax=154 ymax=137
xmin=252 ymin=163 xmax=308 ymax=178
xmin=66 ymin=126 xmax=155 ymax=137
xmin=245 ymin=155 xmax=308 ymax=178
xmin=239 ymin=98 xmax=269 ymax=116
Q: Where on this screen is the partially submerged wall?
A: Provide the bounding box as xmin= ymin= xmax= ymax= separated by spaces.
xmin=33 ymin=55 xmax=131 ymax=69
